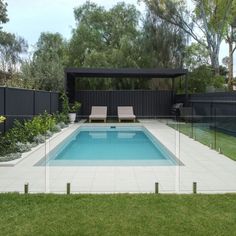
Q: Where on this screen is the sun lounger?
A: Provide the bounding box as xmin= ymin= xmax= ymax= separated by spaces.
xmin=118 ymin=106 xmax=136 ymax=122
xmin=89 ymin=106 xmax=107 ymax=123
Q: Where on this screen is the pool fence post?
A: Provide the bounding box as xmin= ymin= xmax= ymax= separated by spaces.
xmin=24 ymin=183 xmax=29 ymax=194
xmin=155 ymin=182 xmax=159 ymax=194
xmin=67 ymin=183 xmax=71 ymax=194
xmin=218 ymin=147 xmax=221 ymax=154
xmin=193 ymin=182 xmax=197 ymax=194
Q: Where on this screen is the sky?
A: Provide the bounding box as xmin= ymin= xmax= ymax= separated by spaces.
xmin=3 ymin=0 xmax=234 ymax=73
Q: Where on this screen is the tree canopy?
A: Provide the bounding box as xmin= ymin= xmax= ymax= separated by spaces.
xmin=20 ymin=32 xmax=67 ymax=91
xmin=142 ymin=0 xmax=232 ymax=75
xmin=0 ymin=0 xmax=232 ymax=93
xmin=0 ymin=0 xmax=8 ymax=29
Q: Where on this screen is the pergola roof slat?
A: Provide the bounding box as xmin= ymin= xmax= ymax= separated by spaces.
xmin=65 ymin=68 xmax=188 ymax=78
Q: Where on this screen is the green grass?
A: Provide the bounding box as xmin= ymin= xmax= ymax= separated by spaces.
xmin=1 ymin=194 xmax=236 ymax=236
xmin=169 ymin=123 xmax=236 ymax=161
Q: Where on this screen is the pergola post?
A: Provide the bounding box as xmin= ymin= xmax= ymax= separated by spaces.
xmin=66 ymin=73 xmax=76 ymax=104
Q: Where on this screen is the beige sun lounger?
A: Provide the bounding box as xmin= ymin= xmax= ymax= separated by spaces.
xmin=89 ymin=106 xmax=107 ymax=123
xmin=118 ymin=106 xmax=136 ymax=122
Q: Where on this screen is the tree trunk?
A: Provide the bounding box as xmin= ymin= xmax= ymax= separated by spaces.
xmin=210 ymin=51 xmax=220 ymax=76
xmin=228 ymin=41 xmax=234 ymax=91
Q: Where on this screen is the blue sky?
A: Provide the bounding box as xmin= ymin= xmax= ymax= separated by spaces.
xmin=3 ymin=0 xmax=234 ymax=72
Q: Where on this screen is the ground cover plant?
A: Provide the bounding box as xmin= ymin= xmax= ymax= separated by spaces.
xmin=0 ymin=112 xmax=69 ymax=161
xmin=0 ymin=193 xmax=236 ymax=236
xmin=169 ymin=123 xmax=236 ymax=161
xmin=0 ymin=93 xmax=71 ymax=161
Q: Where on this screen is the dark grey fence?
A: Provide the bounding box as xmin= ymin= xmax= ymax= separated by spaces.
xmin=175 ymin=92 xmax=236 ymax=135
xmin=0 ymin=87 xmax=59 ymax=133
xmin=76 ymin=90 xmax=174 ymax=118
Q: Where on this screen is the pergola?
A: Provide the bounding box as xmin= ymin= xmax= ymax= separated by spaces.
xmin=65 ymin=67 xmax=188 ymax=104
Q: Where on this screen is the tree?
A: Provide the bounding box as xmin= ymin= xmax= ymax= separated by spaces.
xmin=0 ymin=32 xmax=28 ymax=72
xmin=21 ymin=33 xmax=68 ymax=91
xmin=224 ymin=0 xmax=236 ymax=90
xmin=142 ymin=0 xmax=232 ymax=75
xmin=0 ymin=0 xmax=8 ymax=29
xmin=68 ymin=2 xmax=143 ymax=89
xmin=178 ymin=65 xmax=225 ymax=94
xmin=140 ymin=10 xmax=186 ymax=68
xmin=184 ymin=42 xmax=210 ymax=70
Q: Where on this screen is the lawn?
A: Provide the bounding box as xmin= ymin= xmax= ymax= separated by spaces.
xmin=1 ymin=194 xmax=236 ymax=236
xmin=169 ymin=122 xmax=236 ymax=161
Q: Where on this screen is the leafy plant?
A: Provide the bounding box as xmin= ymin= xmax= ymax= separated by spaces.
xmin=51 ymin=124 xmax=61 ymax=133
xmin=15 ymin=142 xmax=32 ymax=153
xmin=60 ymin=93 xmax=70 ymax=123
xmin=0 ymin=116 xmax=6 ymax=123
xmin=69 ymin=101 xmax=81 ymax=113
xmin=0 ymin=112 xmax=63 ymax=158
xmin=33 ymin=134 xmax=45 ymax=144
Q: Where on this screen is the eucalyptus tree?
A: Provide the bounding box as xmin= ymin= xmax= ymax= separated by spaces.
xmin=142 ymin=0 xmax=232 ymax=75
xmin=0 ymin=32 xmax=28 ymax=72
xmin=140 ymin=11 xmax=186 ymax=68
xmin=0 ymin=0 xmax=8 ymax=29
xmin=184 ymin=42 xmax=210 ymax=70
xmin=224 ymin=0 xmax=236 ymax=90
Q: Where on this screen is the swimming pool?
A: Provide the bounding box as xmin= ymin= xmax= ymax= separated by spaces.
xmin=38 ymin=126 xmax=178 ymax=166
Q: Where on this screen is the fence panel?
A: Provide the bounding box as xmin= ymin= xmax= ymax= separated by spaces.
xmin=35 ymin=91 xmax=51 ymax=115
xmin=175 ymin=92 xmax=236 ymax=135
xmin=51 ymin=92 xmax=59 ymax=113
xmin=76 ymin=90 xmax=173 ymax=118
xmin=0 ymin=87 xmax=59 ymax=132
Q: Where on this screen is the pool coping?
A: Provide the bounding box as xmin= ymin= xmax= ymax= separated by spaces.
xmin=35 ymin=122 xmax=182 ymax=167
xmin=2 ymin=121 xmax=182 ymax=168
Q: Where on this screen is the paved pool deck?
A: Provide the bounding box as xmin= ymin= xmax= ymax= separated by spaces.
xmin=0 ymin=119 xmax=236 ymax=193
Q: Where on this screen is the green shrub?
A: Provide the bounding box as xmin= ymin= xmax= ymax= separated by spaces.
xmin=0 ymin=112 xmax=63 ymax=157
xmin=60 ymin=93 xmax=70 ymax=124
xmin=69 ymin=101 xmax=81 ymax=113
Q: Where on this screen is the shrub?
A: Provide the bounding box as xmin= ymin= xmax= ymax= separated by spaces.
xmin=0 ymin=153 xmax=22 ymax=162
xmin=45 ymin=130 xmax=53 ymax=138
xmin=60 ymin=93 xmax=70 ymax=124
xmin=51 ymin=124 xmax=61 ymax=133
xmin=58 ymin=121 xmax=67 ymax=129
xmin=15 ymin=142 xmax=32 ymax=153
xmin=33 ymin=134 xmax=45 ymax=144
xmin=0 ymin=111 xmax=65 ymax=158
xmin=69 ymin=101 xmax=81 ymax=113
xmin=0 ymin=116 xmax=6 ymax=123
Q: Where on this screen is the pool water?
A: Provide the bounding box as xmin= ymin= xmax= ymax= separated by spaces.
xmin=39 ymin=126 xmax=178 ymax=166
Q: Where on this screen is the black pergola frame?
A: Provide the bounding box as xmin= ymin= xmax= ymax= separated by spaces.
xmin=65 ymin=67 xmax=188 ymax=104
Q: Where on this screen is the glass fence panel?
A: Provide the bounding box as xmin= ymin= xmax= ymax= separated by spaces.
xmin=0 ymin=115 xmax=47 ymax=193
xmin=45 ymin=116 xmax=178 ymax=193
xmin=1 ymin=114 xmax=236 ymax=194
xmin=178 ymin=115 xmax=236 ymax=193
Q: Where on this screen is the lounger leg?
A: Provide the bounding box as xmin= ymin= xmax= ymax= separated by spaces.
xmin=89 ymin=118 xmax=91 ymax=123
xmin=104 ymin=119 xmax=106 ymax=123
xmin=119 ymin=119 xmax=121 ymax=123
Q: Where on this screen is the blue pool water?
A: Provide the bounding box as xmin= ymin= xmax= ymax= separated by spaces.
xmin=38 ymin=126 xmax=178 ymax=166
